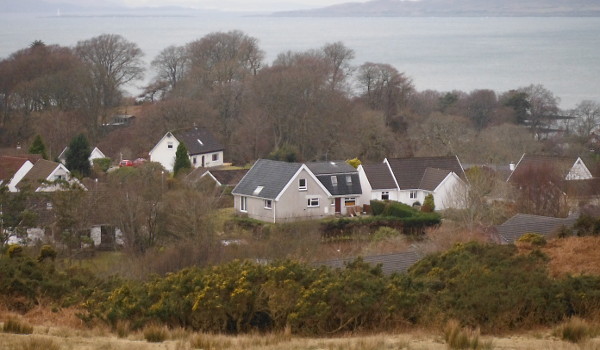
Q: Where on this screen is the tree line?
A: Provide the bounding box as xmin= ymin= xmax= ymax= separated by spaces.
xmin=1 ymin=31 xmax=599 ymax=165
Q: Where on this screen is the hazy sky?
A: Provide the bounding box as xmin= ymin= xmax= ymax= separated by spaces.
xmin=46 ymin=0 xmax=364 ymax=12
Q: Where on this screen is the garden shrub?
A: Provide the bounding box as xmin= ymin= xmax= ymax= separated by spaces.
xmin=370 ymin=200 xmax=386 ymax=216
xmin=382 ymin=201 xmax=415 ymax=218
xmin=422 ymin=194 xmax=435 ymax=212
xmin=92 ymin=157 xmax=112 ymax=172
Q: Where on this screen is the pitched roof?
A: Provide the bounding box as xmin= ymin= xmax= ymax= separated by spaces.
xmin=316 ymin=250 xmax=422 ymax=275
xmin=306 ymin=161 xmax=356 ymax=175
xmin=172 ymin=127 xmax=224 ymax=155
xmin=361 ymin=163 xmax=397 ymax=190
xmin=495 ymin=213 xmax=578 ymax=244
xmin=419 ymin=168 xmax=452 ymax=191
xmin=0 ymin=156 xmax=30 ymax=182
xmin=232 ymin=159 xmax=303 ymax=200
xmin=17 ymin=159 xmax=61 ymax=189
xmin=315 ymin=173 xmax=362 ymax=196
xmin=508 ymin=154 xmax=589 ymax=182
xmin=386 ymin=156 xmax=465 ymax=190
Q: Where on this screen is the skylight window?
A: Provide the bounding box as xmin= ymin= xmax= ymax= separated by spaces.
xmin=253 ymin=186 xmax=264 ymax=195
xmin=197 ymin=139 xmax=204 ymax=146
xmin=331 ymin=176 xmax=338 ymax=186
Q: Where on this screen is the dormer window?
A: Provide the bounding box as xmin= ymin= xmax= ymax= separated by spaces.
xmin=346 ymin=175 xmax=352 ymax=185
xmin=298 ymin=178 xmax=307 ymax=191
xmin=331 ymin=176 xmax=338 ymax=186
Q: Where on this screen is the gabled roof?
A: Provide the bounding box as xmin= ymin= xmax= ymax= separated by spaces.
xmin=315 ymin=173 xmax=362 ymax=196
xmin=386 ymin=156 xmax=465 ymax=190
xmin=0 ymin=156 xmax=31 ymax=182
xmin=316 ymin=250 xmax=422 ymax=275
xmin=495 ymin=213 xmax=578 ymax=244
xmin=507 ymin=154 xmax=592 ymax=182
xmin=306 ymin=161 xmax=356 ymax=175
xmin=232 ymin=159 xmax=303 ymax=200
xmin=361 ymin=163 xmax=398 ymax=190
xmin=16 ymin=159 xmax=62 ymax=190
xmin=419 ymin=168 xmax=452 ymax=191
xmin=172 ymin=127 xmax=224 ymax=155
xmin=206 ymin=169 xmax=248 ymax=186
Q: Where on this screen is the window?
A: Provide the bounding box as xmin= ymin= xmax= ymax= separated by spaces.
xmin=192 ymin=157 xmax=197 ymax=165
xmin=410 ymin=191 xmax=417 ymax=199
xmin=240 ymin=196 xmax=247 ymax=212
xmin=331 ymin=176 xmax=338 ymax=186
xmin=55 ymin=175 xmax=64 ymax=181
xmin=264 ymin=199 xmax=272 ymax=209
xmin=344 ymin=198 xmax=356 ymax=207
xmin=167 ymin=142 xmax=173 ymax=149
xmin=307 ymin=198 xmax=319 ymax=207
xmin=212 ymin=153 xmax=219 ymax=161
xmin=253 ymin=186 xmax=264 ymax=196
xmin=197 ymin=139 xmax=204 ymax=146
xmin=346 ymin=175 xmax=352 ymax=185
xmin=382 ymin=192 xmax=389 ymax=200
xmin=298 ymin=178 xmax=307 ymax=191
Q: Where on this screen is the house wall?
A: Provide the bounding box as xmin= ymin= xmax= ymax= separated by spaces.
xmin=435 ymin=173 xmax=467 ymax=210
xmin=566 ymin=158 xmax=593 ymax=180
xmin=233 ymin=168 xmax=331 ymax=223
xmin=190 ymin=151 xmax=224 ymax=168
xmin=398 ymin=189 xmax=427 ymax=207
xmin=149 ymin=134 xmax=180 ymax=172
xmin=89 ymin=148 xmax=106 ymax=165
xmin=356 ymin=166 xmax=399 ymax=205
xmin=8 ymin=161 xmax=33 ymax=192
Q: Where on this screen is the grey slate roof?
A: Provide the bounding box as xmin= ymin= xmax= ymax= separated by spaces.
xmin=361 ymin=163 xmax=397 ymax=190
xmin=172 ymin=127 xmax=224 ymax=155
xmin=508 ymin=154 xmax=582 ymax=182
xmin=386 ymin=156 xmax=465 ymax=190
xmin=495 ymin=213 xmax=578 ymax=244
xmin=232 ymin=159 xmax=302 ymax=200
xmin=316 ymin=173 xmax=362 ymax=196
xmin=186 ymin=167 xmax=248 ymax=187
xmin=315 ymin=250 xmax=423 ymax=275
xmin=419 ymin=168 xmax=452 ymax=191
xmin=306 ymin=161 xmax=356 ymax=175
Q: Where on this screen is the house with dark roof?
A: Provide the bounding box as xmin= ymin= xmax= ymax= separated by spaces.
xmin=493 ymin=213 xmax=578 ymax=244
xmin=507 ymin=154 xmax=593 ymax=183
xmin=58 ymin=146 xmax=106 ymax=166
xmin=15 ymin=159 xmax=85 ymax=192
xmin=186 ymin=167 xmax=249 ymax=187
xmin=358 ymin=156 xmax=467 ymax=210
xmin=315 ymin=250 xmax=422 ymax=275
xmin=149 ymin=127 xmax=224 ymax=172
xmin=232 ymin=159 xmax=364 ymax=223
xmin=0 ymin=156 xmax=36 ymax=192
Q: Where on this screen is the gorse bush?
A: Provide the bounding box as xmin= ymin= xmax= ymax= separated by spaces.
xmin=517 ymin=232 xmax=547 ymax=246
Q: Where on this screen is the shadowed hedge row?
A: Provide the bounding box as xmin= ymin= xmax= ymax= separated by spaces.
xmin=3 ymin=242 xmax=600 ymax=335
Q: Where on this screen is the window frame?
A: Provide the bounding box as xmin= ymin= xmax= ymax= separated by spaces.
xmin=167 ymin=142 xmax=173 ymax=149
xmin=344 ymin=197 xmax=356 ymax=207
xmin=382 ymin=191 xmax=390 ymax=200
xmin=307 ymin=198 xmax=319 ymax=207
xmin=264 ymin=199 xmax=272 ymax=210
xmin=212 ymin=153 xmax=219 ymax=161
xmin=298 ymin=178 xmax=307 ymax=191
xmin=240 ymin=196 xmax=247 ymax=212
xmin=410 ymin=190 xmax=417 ymax=199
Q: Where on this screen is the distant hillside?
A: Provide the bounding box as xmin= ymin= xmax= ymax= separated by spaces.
xmin=274 ymin=0 xmax=600 ymax=17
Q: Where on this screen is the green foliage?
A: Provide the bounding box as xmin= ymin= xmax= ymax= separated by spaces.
xmin=346 ymin=158 xmax=361 ymax=169
xmin=38 ymin=245 xmax=57 ymax=262
xmin=370 ymin=200 xmax=386 ymax=216
xmin=65 ymin=134 xmax=91 ymax=177
xmin=372 ymin=227 xmax=399 ymax=241
xmin=422 ymin=193 xmax=435 ymax=212
xmin=266 ymin=144 xmax=298 ymax=163
xmin=517 ymin=233 xmax=547 ymax=246
xmin=28 ymin=134 xmax=47 ymax=159
xmin=573 ymin=215 xmax=600 ymax=236
xmin=0 ymin=185 xmax=37 ymax=247
xmin=173 ymin=143 xmax=192 ymax=176
xmin=2 ymin=318 xmax=34 ymax=334
xmin=382 ymin=201 xmax=415 ymax=218
xmin=92 ymin=157 xmax=112 ymax=172
xmin=7 ymin=245 xmax=24 ymax=258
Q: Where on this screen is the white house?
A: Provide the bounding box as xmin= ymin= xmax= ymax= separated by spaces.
xmin=358 ymin=156 xmax=467 ymax=210
xmin=507 ymin=154 xmax=594 ymax=182
xmin=232 ymin=159 xmax=363 ymax=223
xmin=15 ymin=159 xmax=86 ymax=192
xmin=58 ymin=146 xmax=107 ymax=165
xmin=149 ymin=127 xmax=224 ymax=172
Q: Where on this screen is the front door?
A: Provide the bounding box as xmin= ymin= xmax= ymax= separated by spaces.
xmin=335 ymin=198 xmax=341 ymax=213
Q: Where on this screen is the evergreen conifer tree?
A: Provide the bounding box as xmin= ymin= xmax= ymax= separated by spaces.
xmin=173 ymin=143 xmax=191 ymax=176
xmin=28 ymin=135 xmax=48 ymax=159
xmin=65 ymin=134 xmax=91 ymax=177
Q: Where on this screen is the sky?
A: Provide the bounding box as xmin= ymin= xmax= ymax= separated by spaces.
xmin=45 ymin=0 xmax=366 ymax=12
